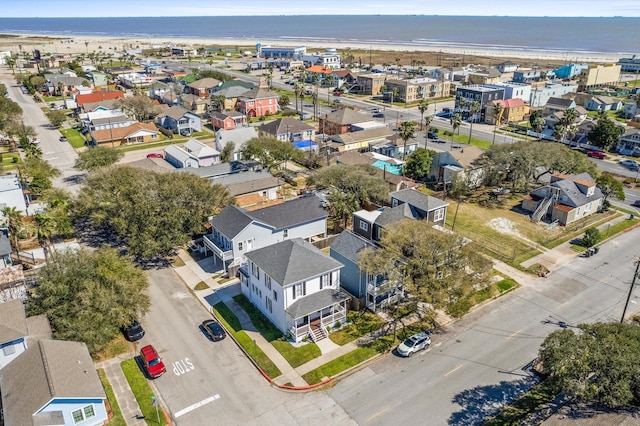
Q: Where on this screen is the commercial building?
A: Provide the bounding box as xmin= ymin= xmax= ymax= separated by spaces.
xmin=577 ymin=64 xmax=621 ymax=91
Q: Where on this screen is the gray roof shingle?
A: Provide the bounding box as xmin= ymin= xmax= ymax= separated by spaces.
xmin=245 ymin=238 xmax=343 ymax=286
xmin=330 ymin=230 xmax=375 ymax=263
xmin=1 ymin=340 xmax=105 ymax=426
xmin=390 ymin=189 xmax=449 ymax=211
xmin=210 ymin=194 xmax=328 ymax=238
xmin=0 ymin=299 xmax=28 ymax=343
xmin=285 ymin=288 xmax=349 ymax=319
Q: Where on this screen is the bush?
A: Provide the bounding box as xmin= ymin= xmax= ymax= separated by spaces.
xmin=581 ymin=227 xmax=602 ymax=248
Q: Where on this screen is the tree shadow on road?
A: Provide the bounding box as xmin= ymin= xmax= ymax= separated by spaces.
xmin=448 ymin=376 xmax=538 ymax=425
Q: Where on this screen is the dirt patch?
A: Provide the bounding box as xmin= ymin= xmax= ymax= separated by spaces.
xmin=487 ymin=217 xmax=525 ymax=239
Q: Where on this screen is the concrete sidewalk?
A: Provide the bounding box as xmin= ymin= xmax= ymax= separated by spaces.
xmin=96 ymin=356 xmax=147 ymax=426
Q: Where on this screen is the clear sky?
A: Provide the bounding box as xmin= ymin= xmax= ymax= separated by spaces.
xmin=6 ymin=0 xmax=640 ymax=18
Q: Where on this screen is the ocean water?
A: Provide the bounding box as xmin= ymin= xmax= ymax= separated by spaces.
xmin=0 ymin=16 xmax=638 ymax=55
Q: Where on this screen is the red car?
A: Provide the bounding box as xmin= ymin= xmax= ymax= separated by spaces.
xmin=140 ymin=345 xmax=166 ymax=379
xmin=147 ymin=153 xmax=164 ymax=159
xmin=587 ymin=151 xmax=607 ymax=159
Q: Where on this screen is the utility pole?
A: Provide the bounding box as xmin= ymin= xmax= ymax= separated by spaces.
xmin=620 ymin=259 xmax=640 ymax=323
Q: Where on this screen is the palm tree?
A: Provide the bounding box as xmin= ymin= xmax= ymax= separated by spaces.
xmin=532 ymin=115 xmax=546 ymax=140
xmin=294 ymin=82 xmax=304 ymax=113
xmin=458 ymin=97 xmax=468 ymax=118
xmin=553 ymin=124 xmax=567 ymax=143
xmin=449 ymin=113 xmax=462 ymax=150
xmin=211 ymin=94 xmax=226 ymax=112
xmin=24 ymin=143 xmax=43 ymax=159
xmin=423 ymin=115 xmax=433 ymax=148
xmin=6 ymin=55 xmax=16 ymax=75
xmin=398 ymin=121 xmax=417 ymax=161
xmin=418 ymin=98 xmax=429 ymax=131
xmin=467 ymin=101 xmax=481 ymax=144
xmin=311 ymin=92 xmax=318 ymax=120
xmin=34 ymin=212 xmax=55 ymax=263
xmin=492 ymin=102 xmax=504 ymax=145
xmin=1 ymin=206 xmax=23 ymax=254
xmin=560 ymin=107 xmax=577 ymax=127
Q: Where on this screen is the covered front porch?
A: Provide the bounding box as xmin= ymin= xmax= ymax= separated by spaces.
xmin=366 ymin=278 xmax=404 ymax=312
xmin=286 ymin=289 xmax=349 ymax=343
xmin=202 ymin=233 xmax=233 ymax=272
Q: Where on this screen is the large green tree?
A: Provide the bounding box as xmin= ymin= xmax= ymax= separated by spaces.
xmin=19 ymin=157 xmax=60 ymax=195
xmin=596 ymin=173 xmax=625 ymax=203
xmin=539 ymin=323 xmax=640 ymax=408
xmin=404 ymin=148 xmax=434 ymax=181
xmin=74 ymin=146 xmax=124 ymax=171
xmin=45 ymin=109 xmax=67 ymax=128
xmin=27 ymin=247 xmax=151 ymax=354
xmin=73 ymin=167 xmax=235 ymax=258
xmin=359 ymin=219 xmax=493 ymax=316
xmin=477 ymin=141 xmax=598 ymax=191
xmin=115 ymin=95 xmax=158 ymax=122
xmin=588 ymin=115 xmax=625 ymax=150
xmin=240 ymin=137 xmax=302 ymax=171
xmin=307 ymin=164 xmax=389 ymax=206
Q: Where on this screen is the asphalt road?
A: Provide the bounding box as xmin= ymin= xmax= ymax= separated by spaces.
xmin=328 ymin=226 xmax=640 ymax=425
xmin=1 ymin=70 xmax=83 ymax=194
xmin=142 ymin=267 xmax=356 ymax=426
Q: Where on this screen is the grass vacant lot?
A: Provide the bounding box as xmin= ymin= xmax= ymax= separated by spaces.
xmin=60 ymin=128 xmax=87 ymax=149
xmin=212 ymin=302 xmax=281 ymax=378
xmin=0 ymin=151 xmax=21 ymax=170
xmin=120 ymin=359 xmax=168 ymax=425
xmin=97 ymin=369 xmax=126 ymax=426
xmin=232 ymin=295 xmax=320 ymax=367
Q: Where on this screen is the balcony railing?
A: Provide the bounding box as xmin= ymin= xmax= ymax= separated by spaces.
xmin=202 ymin=234 xmax=233 ymax=261
xmin=320 ymin=306 xmax=346 ymax=328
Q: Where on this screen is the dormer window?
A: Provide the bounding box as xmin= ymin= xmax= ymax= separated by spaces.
xmin=359 ymin=221 xmax=369 ymax=231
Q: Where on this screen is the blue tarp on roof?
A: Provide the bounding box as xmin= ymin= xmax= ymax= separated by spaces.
xmin=293 ymin=140 xmax=318 ymax=151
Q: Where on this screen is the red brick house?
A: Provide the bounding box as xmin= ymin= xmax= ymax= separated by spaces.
xmin=238 ymin=87 xmax=280 ymax=118
xmin=210 ymin=111 xmax=247 ymax=130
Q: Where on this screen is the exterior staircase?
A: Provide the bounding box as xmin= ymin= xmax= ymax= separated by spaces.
xmin=309 ymin=324 xmax=328 ymax=342
xmin=531 ymin=196 xmax=553 ymax=223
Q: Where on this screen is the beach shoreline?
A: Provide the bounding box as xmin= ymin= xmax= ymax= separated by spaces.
xmin=0 ymin=31 xmax=627 ymax=64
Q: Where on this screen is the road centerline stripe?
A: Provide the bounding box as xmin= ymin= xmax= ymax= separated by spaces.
xmin=507 ymin=329 xmax=522 ymax=339
xmin=444 ymin=365 xmax=463 ymax=377
xmin=367 ymin=407 xmax=388 ymax=422
xmin=174 ymin=394 xmax=220 ymax=418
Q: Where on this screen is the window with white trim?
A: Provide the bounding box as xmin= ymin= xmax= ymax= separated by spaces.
xmin=238 ymin=241 xmax=243 ymax=251
xmin=266 ymin=296 xmax=272 ymax=313
xmin=283 ymin=229 xmax=288 ymax=238
xmin=273 ymin=289 xmax=278 ymax=301
xmin=293 ymin=282 xmax=306 ymax=299
xmin=359 ymin=221 xmax=369 ymax=231
xmin=72 ymin=405 xmax=96 ymax=424
xmin=266 ymin=276 xmax=272 ymax=290
xmin=433 ymin=208 xmax=444 ymax=221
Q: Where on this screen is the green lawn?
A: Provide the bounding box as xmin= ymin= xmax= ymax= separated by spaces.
xmin=232 ymin=295 xmax=321 ymax=367
xmin=212 ymin=302 xmax=282 ymax=378
xmin=0 ymin=151 xmax=22 ymax=170
xmin=120 ymin=359 xmax=168 ymax=425
xmin=60 ymin=128 xmax=88 ymax=149
xmin=329 ymin=311 xmax=386 ymax=346
xmin=97 ymin=369 xmax=126 ymax=426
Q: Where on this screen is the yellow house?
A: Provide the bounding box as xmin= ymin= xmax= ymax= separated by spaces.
xmin=485 ymin=98 xmax=530 ymax=124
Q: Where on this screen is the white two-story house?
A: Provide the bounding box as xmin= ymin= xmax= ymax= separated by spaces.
xmin=203 ymin=194 xmax=328 ymax=276
xmin=239 ymin=238 xmax=348 ymax=342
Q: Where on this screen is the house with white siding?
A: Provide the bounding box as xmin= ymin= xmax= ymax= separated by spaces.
xmin=203 ymin=194 xmax=328 ymax=276
xmin=239 ymin=238 xmax=348 ymax=342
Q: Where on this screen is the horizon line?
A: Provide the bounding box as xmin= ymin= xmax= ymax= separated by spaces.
xmin=2 ymin=14 xmax=640 ymax=19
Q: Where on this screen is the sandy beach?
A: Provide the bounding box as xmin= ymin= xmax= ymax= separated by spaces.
xmin=0 ymin=32 xmax=625 ymax=65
